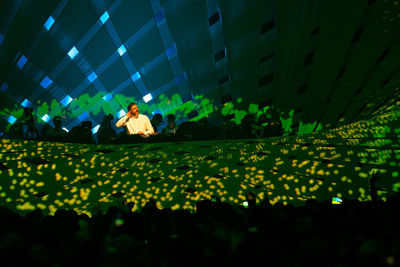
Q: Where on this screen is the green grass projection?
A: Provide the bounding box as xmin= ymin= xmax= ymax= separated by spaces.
xmin=1 ymin=101 xmax=399 ymax=217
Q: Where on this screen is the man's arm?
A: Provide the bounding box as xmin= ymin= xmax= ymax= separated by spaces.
xmin=116 ymin=115 xmax=129 ymax=128
xmin=143 ymin=116 xmax=154 ymax=135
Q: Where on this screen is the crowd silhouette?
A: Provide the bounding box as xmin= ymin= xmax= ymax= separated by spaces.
xmin=5 ymin=106 xmax=284 ymax=144
xmin=0 ymin=193 xmax=398 ymax=266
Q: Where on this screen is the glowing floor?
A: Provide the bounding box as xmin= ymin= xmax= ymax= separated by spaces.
xmin=1 ymin=108 xmax=399 ymax=217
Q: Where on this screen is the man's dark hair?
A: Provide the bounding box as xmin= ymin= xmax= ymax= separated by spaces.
xmin=127 ymin=102 xmax=137 ymax=111
xmin=167 ymin=114 xmax=175 ymax=122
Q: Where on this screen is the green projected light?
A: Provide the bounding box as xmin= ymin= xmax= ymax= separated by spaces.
xmin=1 ymin=102 xmax=399 ymax=217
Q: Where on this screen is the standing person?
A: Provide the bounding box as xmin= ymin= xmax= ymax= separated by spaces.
xmin=115 ymin=102 xmax=154 ymax=136
xmin=162 ymin=114 xmax=178 ymax=136
xmin=150 ymin=113 xmax=163 ymax=133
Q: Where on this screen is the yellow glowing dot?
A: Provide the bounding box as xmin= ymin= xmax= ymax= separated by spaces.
xmin=348 ymin=190 xmax=353 ymax=195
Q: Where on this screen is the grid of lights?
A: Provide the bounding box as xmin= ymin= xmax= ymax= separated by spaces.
xmin=43 ymin=16 xmax=55 ymax=31
xmin=100 ymin=11 xmax=110 ymax=24
xmin=21 ymin=99 xmax=32 ymax=107
xmin=143 ymin=93 xmax=153 ymax=103
xmin=40 ymin=76 xmax=53 ymax=89
xmin=87 ymin=72 xmax=98 ymax=83
xmin=116 ymin=109 xmax=126 ymax=119
xmin=68 ymin=46 xmax=79 ymax=60
xmin=117 ymin=45 xmax=127 ymax=56
xmin=92 ymin=124 xmax=100 ymax=134
xmin=17 ymin=55 xmax=28 ymax=69
xmin=131 ymin=72 xmax=141 ymax=82
xmin=41 ymin=114 xmax=51 ymax=123
xmin=60 ymin=95 xmax=73 ymax=107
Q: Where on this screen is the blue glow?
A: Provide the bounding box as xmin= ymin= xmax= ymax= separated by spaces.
xmin=117 ymin=45 xmax=127 ymax=56
xmin=41 ymin=114 xmax=51 ymax=123
xmin=60 ymin=95 xmax=73 ymax=106
xmin=62 ymin=127 xmax=69 ymax=132
xmin=100 ymin=11 xmax=110 ymax=24
xmin=7 ymin=115 xmax=17 ymax=125
xmin=131 ymin=72 xmax=141 ymax=82
xmin=166 ymin=44 xmax=177 ymax=59
xmin=21 ymin=99 xmax=32 ymax=108
xmin=0 ymin=83 xmax=9 ymax=92
xmin=44 ymin=16 xmax=55 ymax=31
xmin=87 ymin=72 xmax=98 ymax=83
xmin=175 ymin=73 xmax=186 ymax=84
xmin=68 ymin=46 xmax=79 ymax=59
xmin=152 ymin=109 xmax=161 ymax=115
xmin=40 ymin=76 xmax=53 ymax=89
xmin=0 ymin=33 xmax=3 ymax=45
xmin=117 ymin=109 xmax=126 ymax=119
xmin=103 ymin=93 xmax=112 ymax=101
xmin=155 ymin=10 xmax=165 ymax=25
xmin=143 ymin=93 xmax=153 ymax=103
xmin=92 ymin=124 xmax=100 ymax=134
xmin=77 ymin=112 xmax=89 ymax=122
xmin=17 ymin=55 xmax=28 ymax=69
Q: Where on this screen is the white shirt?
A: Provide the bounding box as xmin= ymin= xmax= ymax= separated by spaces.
xmin=115 ymin=113 xmax=154 ymax=135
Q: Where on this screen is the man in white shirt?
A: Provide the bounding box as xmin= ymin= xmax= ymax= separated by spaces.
xmin=115 ymin=102 xmax=154 ymax=136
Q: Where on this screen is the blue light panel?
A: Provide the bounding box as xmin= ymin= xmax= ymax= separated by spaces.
xmin=41 ymin=114 xmax=51 ymax=123
xmin=60 ymin=95 xmax=73 ymax=106
xmin=68 ymin=46 xmax=79 ymax=59
xmin=174 ymin=73 xmax=186 ymax=84
xmin=78 ymin=111 xmax=89 ymax=121
xmin=17 ymin=55 xmax=28 ymax=69
xmin=117 ymin=45 xmax=127 ymax=56
xmin=103 ymin=93 xmax=112 ymax=101
xmin=100 ymin=11 xmax=110 ymax=24
xmin=7 ymin=115 xmax=17 ymax=125
xmin=117 ymin=109 xmax=126 ymax=119
xmin=77 ymin=112 xmax=89 ymax=122
xmin=0 ymin=33 xmax=4 ymax=45
xmin=143 ymin=93 xmax=153 ymax=103
xmin=152 ymin=109 xmax=161 ymax=115
xmin=166 ymin=44 xmax=177 ymax=59
xmin=92 ymin=124 xmax=100 ymax=134
xmin=87 ymin=72 xmax=98 ymax=83
xmin=131 ymin=72 xmax=141 ymax=82
xmin=0 ymin=83 xmax=9 ymax=92
xmin=40 ymin=76 xmax=53 ymax=89
xmin=21 ymin=99 xmax=32 ymax=107
xmin=44 ymin=16 xmax=55 ymax=31
xmin=155 ymin=10 xmax=165 ymax=25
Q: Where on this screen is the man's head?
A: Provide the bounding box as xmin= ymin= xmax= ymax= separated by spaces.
xmin=167 ymin=114 xmax=175 ymax=123
xmin=53 ymin=116 xmax=62 ymax=128
xmin=152 ymin=113 xmax=163 ymax=123
xmin=127 ymin=102 xmax=139 ymax=117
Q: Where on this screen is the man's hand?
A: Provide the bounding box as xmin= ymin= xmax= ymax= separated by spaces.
xmin=137 ymin=131 xmax=145 ymax=135
xmin=126 ymin=111 xmax=133 ymax=118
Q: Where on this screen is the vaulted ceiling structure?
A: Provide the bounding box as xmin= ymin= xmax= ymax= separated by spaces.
xmin=0 ymin=0 xmax=399 ymax=135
